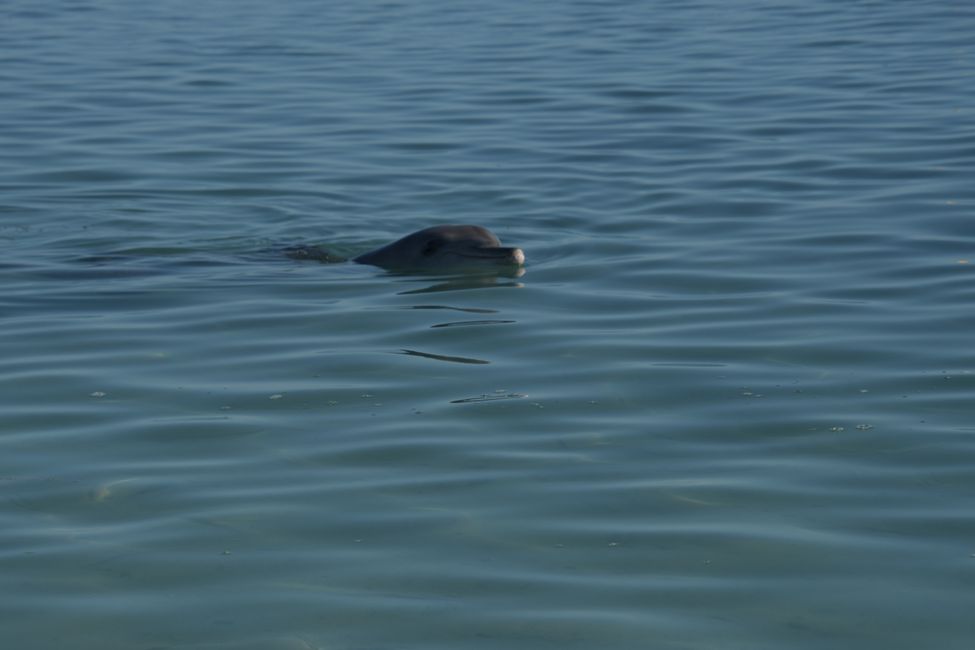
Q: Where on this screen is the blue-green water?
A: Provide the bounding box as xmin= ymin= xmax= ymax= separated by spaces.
xmin=3 ymin=1 xmax=975 ymax=648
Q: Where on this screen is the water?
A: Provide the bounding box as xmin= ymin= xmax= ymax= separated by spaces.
xmin=2 ymin=1 xmax=975 ymax=648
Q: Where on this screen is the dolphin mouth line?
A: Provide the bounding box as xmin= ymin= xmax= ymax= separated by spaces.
xmin=453 ymin=247 xmax=523 ymax=261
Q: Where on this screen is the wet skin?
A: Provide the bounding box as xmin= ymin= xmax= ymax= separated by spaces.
xmin=353 ymin=225 xmax=525 ymax=272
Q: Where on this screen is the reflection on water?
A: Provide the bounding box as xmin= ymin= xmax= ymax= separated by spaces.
xmin=405 ymin=305 xmax=499 ymax=314
xmin=396 ymin=348 xmax=491 ymax=365
xmin=394 ymin=272 xmax=525 ymax=295
xmin=430 ymin=319 xmax=515 ymax=328
xmin=449 ymin=392 xmax=527 ymax=404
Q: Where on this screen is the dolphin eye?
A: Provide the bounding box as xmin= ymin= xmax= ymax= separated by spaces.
xmin=421 ymin=240 xmax=442 ymax=256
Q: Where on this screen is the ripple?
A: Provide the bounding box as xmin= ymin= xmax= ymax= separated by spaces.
xmin=3 ymin=0 xmax=975 ymax=648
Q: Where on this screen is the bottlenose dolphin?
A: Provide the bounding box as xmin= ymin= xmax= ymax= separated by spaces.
xmin=354 ymin=225 xmax=524 ymax=271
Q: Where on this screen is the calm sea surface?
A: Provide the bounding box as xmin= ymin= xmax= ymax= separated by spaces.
xmin=2 ymin=1 xmax=975 ymax=648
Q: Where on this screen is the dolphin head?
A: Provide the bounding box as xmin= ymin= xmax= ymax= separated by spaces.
xmin=354 ymin=225 xmax=525 ymax=272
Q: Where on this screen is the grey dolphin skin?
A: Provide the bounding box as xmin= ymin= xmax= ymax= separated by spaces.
xmin=353 ymin=225 xmax=525 ymax=272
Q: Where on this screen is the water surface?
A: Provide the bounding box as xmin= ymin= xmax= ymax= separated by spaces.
xmin=2 ymin=1 xmax=975 ymax=648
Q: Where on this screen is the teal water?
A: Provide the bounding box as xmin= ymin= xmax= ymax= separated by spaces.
xmin=3 ymin=1 xmax=975 ymax=648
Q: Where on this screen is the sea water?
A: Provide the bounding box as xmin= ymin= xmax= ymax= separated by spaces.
xmin=2 ymin=1 xmax=974 ymax=648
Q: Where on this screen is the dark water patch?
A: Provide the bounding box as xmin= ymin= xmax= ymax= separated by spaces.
xmin=396 ymin=349 xmax=491 ymax=365
xmin=430 ymin=320 xmax=516 ymax=328
xmin=395 ymin=276 xmax=525 ymax=295
xmin=450 ymin=393 xmax=527 ymax=404
xmin=406 ymin=305 xmax=498 ymax=314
